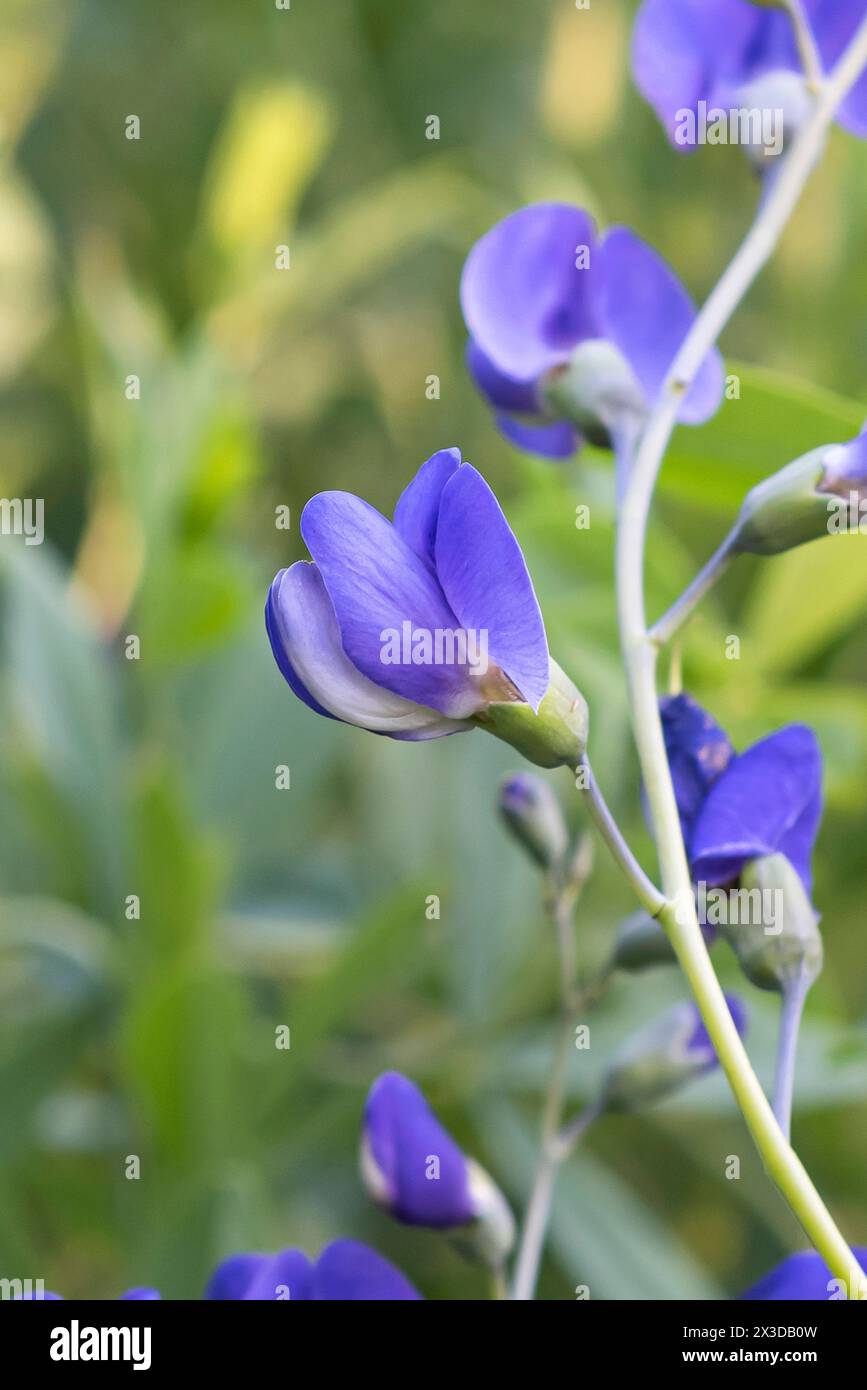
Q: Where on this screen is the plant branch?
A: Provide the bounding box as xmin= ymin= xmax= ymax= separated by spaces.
xmin=611 ymin=18 xmax=867 ymax=1294
xmin=782 ymin=0 xmax=824 ymax=91
xmin=576 ymin=756 xmax=666 ymax=918
xmin=649 ymin=527 xmax=739 ymax=647
xmin=773 ymin=970 xmax=811 ymax=1142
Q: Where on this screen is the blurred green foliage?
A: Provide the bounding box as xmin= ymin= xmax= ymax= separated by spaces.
xmin=0 ymin=0 xmax=865 ymax=1300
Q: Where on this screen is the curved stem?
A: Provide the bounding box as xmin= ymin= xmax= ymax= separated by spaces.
xmin=782 ymin=0 xmax=824 ymax=91
xmin=649 ymin=528 xmax=738 ymax=647
xmin=610 ymin=20 xmax=867 ymax=1295
xmin=773 ymin=971 xmax=810 ymax=1142
xmin=577 ymin=756 xmax=666 ymax=918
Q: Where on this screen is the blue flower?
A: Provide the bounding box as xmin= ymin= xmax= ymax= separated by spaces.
xmin=661 ymin=697 xmax=822 ymax=895
xmin=689 ymin=725 xmax=823 ymax=896
xmin=267 ymin=449 xmax=590 ymax=769
xmin=361 ymin=1073 xmax=515 ymax=1265
xmin=460 ymin=203 xmax=723 ymax=457
xmin=633 ymin=1 xmax=867 ymax=151
xmin=741 ymin=1248 xmax=867 ymax=1300
xmin=206 ymin=1239 xmax=421 ymax=1301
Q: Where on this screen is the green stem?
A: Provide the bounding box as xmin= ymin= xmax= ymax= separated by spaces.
xmin=649 ymin=528 xmax=738 ymax=648
xmin=610 ymin=18 xmax=867 ymax=1295
xmin=578 ymin=756 xmax=666 ymax=918
xmin=782 ymin=0 xmax=824 ymax=91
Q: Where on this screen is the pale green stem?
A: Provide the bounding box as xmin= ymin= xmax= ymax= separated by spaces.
xmin=649 ymin=527 xmax=739 ymax=648
xmin=773 ymin=970 xmax=811 ymax=1143
xmin=782 ymin=0 xmax=824 ymax=91
xmin=577 ymin=756 xmax=666 ymax=919
xmin=511 ymin=852 xmax=593 ymax=1301
xmin=611 ymin=15 xmax=867 ymax=1296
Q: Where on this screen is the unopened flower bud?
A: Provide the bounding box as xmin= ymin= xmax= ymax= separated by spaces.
xmin=598 ymin=996 xmax=747 ymax=1113
xmin=733 ymin=432 xmax=867 ymax=556
xmin=477 ymin=659 xmax=588 ymax=770
xmin=498 ymin=772 xmax=569 ymax=871
xmin=610 ymin=910 xmax=677 ymax=972
xmin=361 ymin=1072 xmax=515 ymax=1267
xmin=723 ymin=853 xmax=823 ymax=992
xmin=540 ymin=339 xmax=647 ymax=448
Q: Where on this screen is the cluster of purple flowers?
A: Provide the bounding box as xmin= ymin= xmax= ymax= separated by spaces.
xmin=258 ymin=0 xmax=867 ymax=1303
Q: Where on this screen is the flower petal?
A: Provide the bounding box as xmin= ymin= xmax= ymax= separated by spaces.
xmin=392 ymin=447 xmax=461 ymax=569
xmin=595 ymin=227 xmax=725 ymax=424
xmin=302 ymin=492 xmax=482 ymax=718
xmin=690 ymin=725 xmax=822 ymax=893
xmin=313 ymin=1239 xmax=421 ymax=1301
xmin=242 ymin=1249 xmax=315 ymax=1301
xmin=660 ymin=693 xmax=734 ymax=845
xmin=204 ymin=1253 xmax=271 ymax=1300
xmin=435 ymin=464 xmax=550 ymax=711
xmin=741 ymin=1247 xmax=867 ymax=1301
xmin=631 ymin=0 xmax=768 ymax=145
xmin=461 ymin=203 xmax=599 ymax=381
xmin=268 ymin=562 xmax=469 ymax=736
xmin=496 ymin=413 xmax=579 ymax=460
xmin=362 ymin=1071 xmax=475 ymax=1227
xmin=465 ymin=340 xmax=541 ymax=415
xmin=119 ymin=1288 xmax=161 ymax=1300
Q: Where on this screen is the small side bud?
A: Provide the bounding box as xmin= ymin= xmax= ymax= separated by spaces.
xmin=723 ymin=853 xmax=823 ymax=992
xmin=498 ymin=772 xmax=569 ymax=871
xmin=733 ymin=433 xmax=867 ymax=556
xmin=476 ymin=659 xmax=588 ymax=769
xmin=610 ymin=910 xmax=677 ymax=972
xmin=598 ymin=996 xmax=747 ymax=1112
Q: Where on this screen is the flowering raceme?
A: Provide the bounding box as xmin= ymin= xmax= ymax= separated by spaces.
xmin=633 ymin=0 xmax=867 ymax=155
xmin=460 ymin=203 xmax=724 ymax=458
xmin=267 ymin=448 xmax=589 ymax=768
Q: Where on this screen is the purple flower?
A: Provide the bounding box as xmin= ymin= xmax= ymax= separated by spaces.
xmin=361 ymin=1073 xmax=514 ymax=1259
xmin=460 ymin=203 xmax=724 ymax=458
xmin=633 ymin=1 xmax=867 ymax=151
xmin=205 ymin=1239 xmax=421 ymax=1301
xmin=266 ymin=447 xmax=548 ymax=736
xmin=600 ymin=995 xmax=747 ymax=1111
xmin=690 ymin=725 xmax=823 ymax=896
xmin=741 ymin=1248 xmax=867 ymax=1300
xmin=15 ymin=1286 xmax=160 ymax=1300
xmin=498 ymin=771 xmax=569 ymax=870
xmin=660 ymin=693 xmax=734 ymax=844
xmin=267 ymin=451 xmax=590 ymax=768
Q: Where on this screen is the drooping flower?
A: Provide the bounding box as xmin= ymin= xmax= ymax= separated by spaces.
xmin=266 ymin=448 xmax=589 ymax=768
xmin=689 ymin=725 xmax=823 ymax=895
xmin=633 ymin=0 xmax=867 ymax=156
xmin=460 ymin=203 xmax=724 ymax=458
xmin=361 ymin=1072 xmax=515 ymax=1264
xmin=741 ymin=1248 xmax=867 ymax=1300
xmin=732 ymin=428 xmax=867 ymax=555
xmin=598 ymin=995 xmax=748 ymax=1111
xmin=205 ymin=1239 xmax=421 ymax=1301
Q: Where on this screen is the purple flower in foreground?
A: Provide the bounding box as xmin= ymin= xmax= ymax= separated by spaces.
xmin=633 ymin=1 xmax=867 ymax=153
xmin=16 ymin=1287 xmax=160 ymax=1300
xmin=361 ymin=1072 xmax=515 ymax=1263
xmin=460 ymin=203 xmax=724 ymax=459
xmin=206 ymin=1239 xmax=420 ymax=1301
xmin=741 ymin=1248 xmax=867 ymax=1301
xmin=267 ymin=449 xmax=589 ymax=767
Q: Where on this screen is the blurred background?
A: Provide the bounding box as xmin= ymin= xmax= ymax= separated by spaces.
xmin=1 ymin=0 xmax=866 ymax=1300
